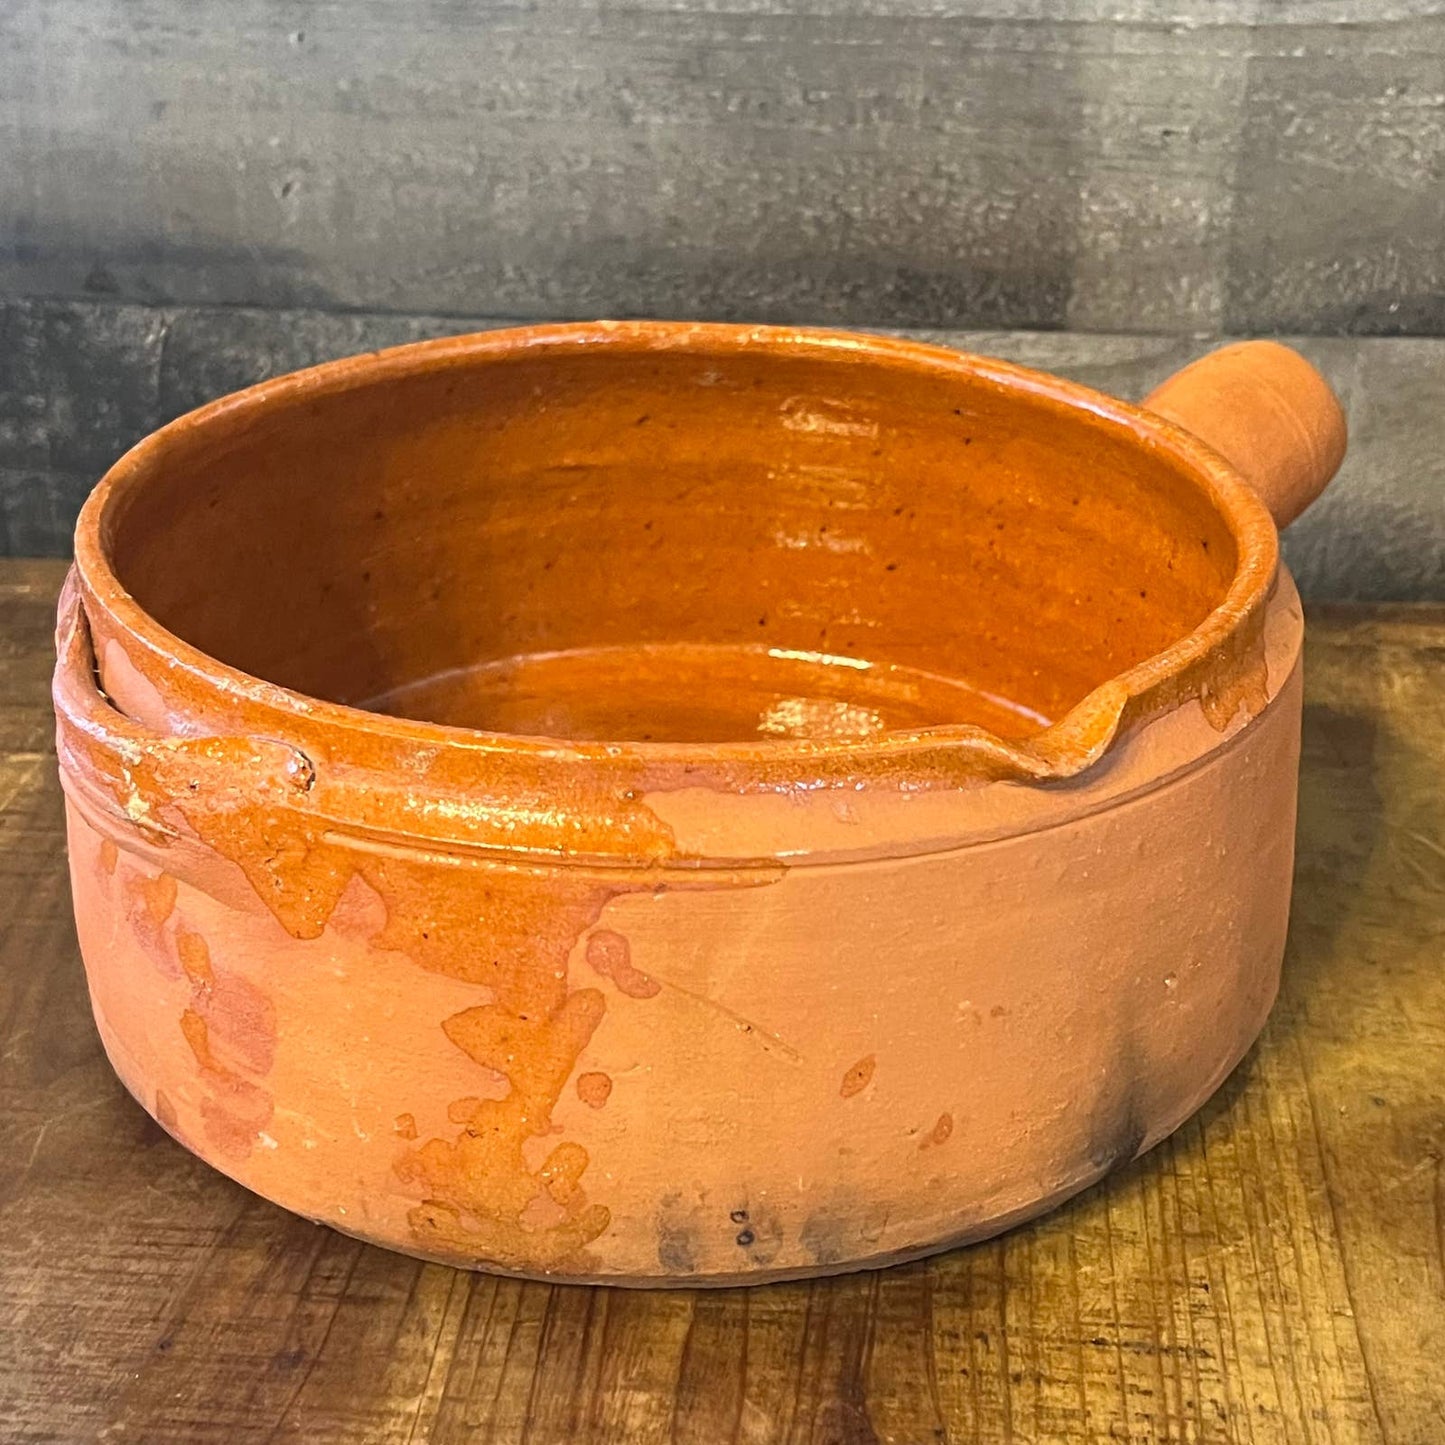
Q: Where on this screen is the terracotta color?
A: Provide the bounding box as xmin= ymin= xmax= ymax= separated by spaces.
xmin=54 ymin=324 xmax=1345 ymax=1285
xmin=1143 ymin=339 xmax=1347 ymax=528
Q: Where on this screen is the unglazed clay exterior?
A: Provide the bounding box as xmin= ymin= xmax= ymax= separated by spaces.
xmin=55 ymin=325 xmax=1345 ymax=1285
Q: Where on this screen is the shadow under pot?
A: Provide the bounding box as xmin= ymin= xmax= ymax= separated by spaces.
xmin=55 ymin=325 xmax=1345 ymax=1284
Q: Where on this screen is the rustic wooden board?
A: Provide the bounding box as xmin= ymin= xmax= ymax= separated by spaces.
xmin=4 ymin=297 xmax=1445 ymax=600
xmin=1 ymin=559 xmax=1442 ymax=1443
xmin=2 ymin=2 xmax=1443 ymax=337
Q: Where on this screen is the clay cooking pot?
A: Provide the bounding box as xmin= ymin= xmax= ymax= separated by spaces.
xmin=54 ymin=325 xmax=1346 ymax=1284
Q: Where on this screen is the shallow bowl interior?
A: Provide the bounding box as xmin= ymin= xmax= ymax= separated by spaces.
xmin=94 ymin=330 xmax=1243 ymax=747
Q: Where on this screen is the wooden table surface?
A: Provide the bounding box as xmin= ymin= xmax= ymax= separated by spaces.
xmin=1 ymin=557 xmax=1442 ymax=1445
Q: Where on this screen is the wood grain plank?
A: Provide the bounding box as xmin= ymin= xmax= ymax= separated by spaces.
xmin=1 ymin=563 xmax=1442 ymax=1442
xmin=1226 ymin=17 xmax=1445 ymax=336
xmin=3 ymin=1 xmax=1442 ymax=336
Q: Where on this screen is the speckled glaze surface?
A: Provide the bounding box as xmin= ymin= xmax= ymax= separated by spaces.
xmin=55 ymin=325 xmax=1345 ymax=1285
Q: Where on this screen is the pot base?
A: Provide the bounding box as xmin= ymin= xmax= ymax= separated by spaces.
xmin=105 ymin=1002 xmax=1266 ymax=1288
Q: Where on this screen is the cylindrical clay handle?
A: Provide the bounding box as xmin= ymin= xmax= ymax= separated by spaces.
xmin=1143 ymin=340 xmax=1347 ymax=528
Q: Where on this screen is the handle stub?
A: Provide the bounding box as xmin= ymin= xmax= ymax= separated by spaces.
xmin=1143 ymin=340 xmax=1347 ymax=529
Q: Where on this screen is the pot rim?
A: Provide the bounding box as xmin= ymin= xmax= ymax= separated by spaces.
xmin=71 ymin=320 xmax=1279 ymax=787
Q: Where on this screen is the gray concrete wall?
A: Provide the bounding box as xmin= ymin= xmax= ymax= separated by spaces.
xmin=1 ymin=1 xmax=1442 ymax=592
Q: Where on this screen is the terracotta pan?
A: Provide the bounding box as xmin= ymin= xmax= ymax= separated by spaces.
xmin=54 ymin=324 xmax=1346 ymax=1285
